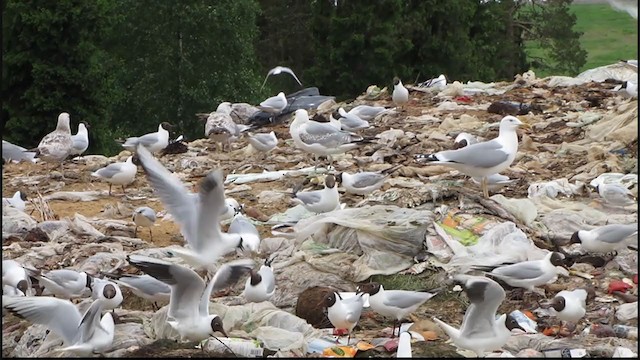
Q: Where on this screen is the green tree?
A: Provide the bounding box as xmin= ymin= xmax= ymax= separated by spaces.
xmin=2 ymin=0 xmax=121 ymax=155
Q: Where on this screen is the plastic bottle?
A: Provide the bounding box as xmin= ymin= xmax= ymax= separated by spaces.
xmin=613 ymin=324 xmax=638 ymax=340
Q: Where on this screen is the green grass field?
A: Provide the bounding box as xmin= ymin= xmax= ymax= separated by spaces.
xmin=526 ymin=3 xmax=638 ymax=77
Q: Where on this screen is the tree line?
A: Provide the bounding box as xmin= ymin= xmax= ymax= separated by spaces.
xmin=1 ymin=0 xmax=585 ymax=157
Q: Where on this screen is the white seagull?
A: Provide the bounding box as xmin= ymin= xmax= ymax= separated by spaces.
xmin=2 ymin=296 xmax=115 ymax=356
xmin=541 ymin=288 xmax=589 ymax=323
xmin=324 ymin=290 xmax=366 ymax=345
xmin=2 ymin=191 xmax=28 ymax=212
xmin=471 ymin=252 xmax=565 ymax=291
xmin=2 ymin=260 xmax=33 ymax=296
xmin=220 ymin=197 xmax=242 ymax=222
xmin=289 ymin=109 xmax=369 ymax=168
xmin=90 ymin=156 xmax=137 ymax=196
xmin=416 ymin=115 xmax=531 ymax=198
xmin=133 ymin=206 xmax=157 ymax=240
xmin=70 ymin=122 xmax=90 ymax=157
xmin=258 ymin=92 xmax=288 ymax=115
xmin=260 ymin=66 xmax=303 ymax=89
xmin=2 ymin=140 xmax=37 ymax=164
xmin=34 ymin=269 xmax=94 ymax=299
xmin=134 ymin=144 xmax=242 ymax=270
xmin=127 ymin=254 xmax=254 ymax=342
xmin=392 ymin=77 xmax=409 ymax=109
xmin=292 ymin=174 xmax=340 ymax=214
xmin=594 ymin=183 xmax=636 ymax=207
xmin=452 ymin=132 xmax=478 ymax=149
xmin=347 ymin=105 xmax=389 ymax=121
xmin=335 ymin=108 xmax=370 ymax=132
xmin=122 ymin=122 xmax=173 ymax=154
xmin=105 ymin=273 xmax=170 ymax=310
xmin=91 ymin=278 xmax=123 ymax=313
xmin=36 ymin=112 xmax=74 ymax=172
xmin=358 ymin=282 xmax=439 ymax=337
xmin=247 ymin=131 xmax=278 ymax=158
xmin=433 ymin=274 xmax=524 ymax=357
xmin=338 ymin=164 xmax=402 ymax=196
xmin=243 ymin=257 xmax=276 ymax=303
xmin=229 ymin=212 xmax=261 ymax=254
xmin=420 ymin=74 xmax=447 ymax=91
xmin=569 ymin=223 xmax=638 ymax=254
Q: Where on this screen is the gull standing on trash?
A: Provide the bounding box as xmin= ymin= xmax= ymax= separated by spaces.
xmin=104 ymin=273 xmax=170 ymax=310
xmin=338 ymin=164 xmax=402 ymax=197
xmin=134 ymin=144 xmax=242 ymax=269
xmin=260 ymin=66 xmax=303 ymax=90
xmin=420 ymin=74 xmax=447 ymax=91
xmin=569 ymin=223 xmax=638 ymax=254
xmin=247 ymin=131 xmax=278 ymax=159
xmin=258 ymin=92 xmax=288 ymax=116
xmin=121 ymin=122 xmax=173 ymax=154
xmin=358 ymin=282 xmax=439 ymax=338
xmin=133 ymin=206 xmax=157 ymax=240
xmin=289 ymin=109 xmax=369 ymax=169
xmin=471 ymin=252 xmax=565 ymax=291
xmin=220 ymin=197 xmax=242 ymax=222
xmin=2 ymin=140 xmax=37 ymax=164
xmin=229 ymin=212 xmax=261 ymax=254
xmin=2 ymin=191 xmax=28 ymax=212
xmin=127 ymin=255 xmax=254 ymax=342
xmin=541 ymin=288 xmax=589 ymax=323
xmin=2 ymin=260 xmax=33 ymax=296
xmin=594 ymin=183 xmax=636 ymax=207
xmin=91 ymin=156 xmax=137 ymax=196
xmin=205 ymin=102 xmax=251 ymax=152
xmin=348 ymin=105 xmax=389 ymax=121
xmin=336 ymin=108 xmax=370 ymax=132
xmin=243 ymin=258 xmax=276 ymax=303
xmin=34 ymin=269 xmax=94 ymax=299
xmin=70 ymin=122 xmax=90 ymax=157
xmin=2 ymin=295 xmax=115 ymax=356
xmin=292 ymin=174 xmax=340 ymax=213
xmin=415 ymin=115 xmax=531 ymax=198
xmin=324 ymin=291 xmax=365 ymax=345
xmin=392 ymin=77 xmax=409 ymax=110
xmin=35 ymin=112 xmax=74 ymax=173
xmin=433 ymin=274 xmax=524 ymax=357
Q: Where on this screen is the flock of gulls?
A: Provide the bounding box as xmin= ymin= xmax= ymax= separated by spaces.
xmin=2 ymin=63 xmax=638 ymax=358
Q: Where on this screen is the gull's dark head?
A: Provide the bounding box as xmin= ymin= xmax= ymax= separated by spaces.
xmin=325 ymin=174 xmax=336 ymax=189
xmin=324 ymin=291 xmax=342 ymax=309
xmin=102 ymin=283 xmax=118 ymax=299
xmin=249 ymin=269 xmax=262 ymax=286
xmin=160 ymin=122 xmax=174 ymax=131
xmin=19 ymin=192 xmax=28 ymax=201
xmin=357 ymin=282 xmax=381 ymax=296
xmin=16 ymin=280 xmax=29 ymax=295
xmin=210 ymin=315 xmax=227 ymax=337
xmin=549 ymin=252 xmax=564 ymax=267
xmin=86 ymin=274 xmax=94 ymax=291
xmin=569 ymin=231 xmax=582 ymax=245
xmin=393 ymin=77 xmax=401 ymax=86
xmin=81 ymin=121 xmax=91 ymax=130
xmin=505 ymin=314 xmax=525 ymax=332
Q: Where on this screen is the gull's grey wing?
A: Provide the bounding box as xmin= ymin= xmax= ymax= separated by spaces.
xmin=3 ymin=141 xmax=36 ymax=162
xmin=131 ymin=132 xmax=160 ymax=148
xmin=127 ymin=255 xmax=203 ymax=322
xmin=260 ymin=96 xmax=286 ymax=110
xmin=491 ymin=261 xmax=544 ymax=280
xmin=593 ymin=224 xmax=638 ymax=243
xmin=95 ymin=163 xmax=124 ymax=179
xmin=436 ymin=140 xmax=508 ymax=168
xmin=351 ymin=173 xmax=385 ymax=188
xmin=43 ymin=269 xmax=82 ymax=286
xmin=229 ymin=214 xmax=260 ymax=238
xmin=115 ymin=275 xmax=170 ymax=295
xmin=72 ymin=136 xmax=88 ymax=151
xmin=77 ymin=299 xmax=106 ymax=343
xmin=382 ymin=290 xmax=435 ymax=309
xmin=2 ymin=295 xmax=82 ymax=344
xmin=281 ymin=67 xmax=303 ymax=86
xmin=194 ymin=170 xmax=227 ymax=253
xmin=136 ymin=207 xmax=157 ymax=222
xmin=294 ymin=190 xmax=322 ymax=205
xmin=199 ymin=259 xmax=255 ymax=316
xmin=455 ymin=275 xmax=505 ymax=337
xmin=135 ymin=144 xmax=198 ymax=247
xmin=299 ymin=122 xmax=360 ymax=148
xmin=260 ymin=266 xmax=276 ymax=294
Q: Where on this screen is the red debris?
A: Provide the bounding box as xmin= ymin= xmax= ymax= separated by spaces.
xmin=608 ymin=280 xmax=632 ymax=294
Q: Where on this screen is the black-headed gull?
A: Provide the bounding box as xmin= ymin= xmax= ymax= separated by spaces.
xmin=569 ymin=223 xmax=637 ymax=254
xmin=2 ymin=191 xmax=28 ymax=212
xmin=134 ymin=144 xmax=242 ymax=270
xmin=416 ymin=116 xmax=531 ymax=198
xmin=127 ymin=255 xmax=254 ymax=342
xmin=133 ymin=206 xmax=157 ymax=240
xmin=229 ymin=212 xmax=261 ymax=254
xmin=347 ymin=105 xmax=389 ymax=121
xmin=392 ymin=77 xmax=409 ymax=109
xmin=2 ymin=260 xmax=33 ymax=296
xmin=324 ymin=290 xmax=365 ymax=345
xmin=541 ymin=288 xmax=589 ymax=323
xmin=243 ymin=258 xmax=276 ymax=303
xmin=2 ymin=140 xmax=37 ymax=164
xmin=471 ymin=252 xmax=565 ymax=291
xmin=122 ymin=122 xmax=173 ymax=154
xmin=70 ymin=122 xmax=90 ymax=156
xmin=433 ymin=274 xmax=524 ymax=357
xmin=34 ymin=269 xmax=94 ymax=299
xmin=336 ymin=108 xmax=370 ymax=132
xmin=104 ymin=273 xmax=170 ymax=310
xmin=338 ymin=164 xmax=402 ymax=196
xmin=90 ymin=156 xmax=137 ymax=196
xmin=292 ymin=174 xmax=340 ymax=214
xmin=594 ymin=183 xmax=636 ymax=207
xmin=91 ymin=278 xmax=123 ymax=314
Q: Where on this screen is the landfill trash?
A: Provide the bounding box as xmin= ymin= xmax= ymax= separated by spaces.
xmin=322 ymin=345 xmax=358 ymax=358
xmin=203 ymin=337 xmax=265 ymax=357
xmin=612 ymin=346 xmax=638 ymax=358
xmin=612 ymin=325 xmax=638 ymax=340
xmin=541 ymin=348 xmax=588 ymax=358
xmin=510 ymin=310 xmax=538 ymax=334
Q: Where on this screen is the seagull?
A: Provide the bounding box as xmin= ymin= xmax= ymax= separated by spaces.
xmin=133 ymin=206 xmax=157 ymax=240
xmin=594 ymin=183 xmax=636 ymax=207
xmin=2 ymin=191 xmax=28 ymax=212
xmin=34 ymin=269 xmax=94 ymax=299
xmin=621 ymin=81 xmax=638 ymax=98
xmin=104 ymin=273 xmax=170 ymax=310
xmin=2 ymin=260 xmax=32 ymax=296
xmin=260 ymin=66 xmax=303 ymax=90
xmin=35 ymin=112 xmax=74 ymax=173
xmin=471 ymin=252 xmax=565 ymax=291
xmin=91 ymin=278 xmax=123 ymax=313
xmin=397 ymin=331 xmax=413 ymax=358
xmin=205 ymin=102 xmax=251 ymax=152
xmin=70 ymin=122 xmax=90 ymax=157
xmin=2 ymin=140 xmax=37 ymax=164
xmin=452 ymin=132 xmax=478 ymax=149
xmin=289 ymin=109 xmax=369 ymax=169
xmin=338 ymin=164 xmax=402 ymax=197
xmin=220 ymin=197 xmax=242 ymax=222
xmin=127 ymin=254 xmax=254 ymax=342
xmin=258 ymin=92 xmax=288 ymax=115
xmin=433 ymin=274 xmax=524 ymax=357
xmin=242 ymin=257 xmax=276 ymax=303
xmin=569 ymin=223 xmax=638 ymax=254
xmin=392 ymin=77 xmax=409 ymax=109
xmin=292 ymin=174 xmax=340 ymax=214
xmin=90 ymin=156 xmax=138 ymax=196
xmin=335 ymin=108 xmax=370 ymax=132
xmin=358 ymin=282 xmax=439 ymax=338
xmin=347 ymin=105 xmax=389 ymax=121
xmin=247 ymin=131 xmax=278 ymax=159
xmin=541 ymin=288 xmax=589 ymax=323
xmin=2 ymin=296 xmax=115 ymax=356
xmin=420 ymin=74 xmax=447 ymax=91
xmin=324 ymin=290 xmax=365 ymax=345
xmin=415 ymin=115 xmax=531 ymax=198
xmin=228 ymin=212 xmax=261 ymax=254
xmin=134 ymin=144 xmax=242 ymax=270
xmin=122 ymin=122 xmax=173 ymax=154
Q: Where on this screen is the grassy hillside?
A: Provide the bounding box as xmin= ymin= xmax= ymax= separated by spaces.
xmin=526 ymin=3 xmax=638 ymax=77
